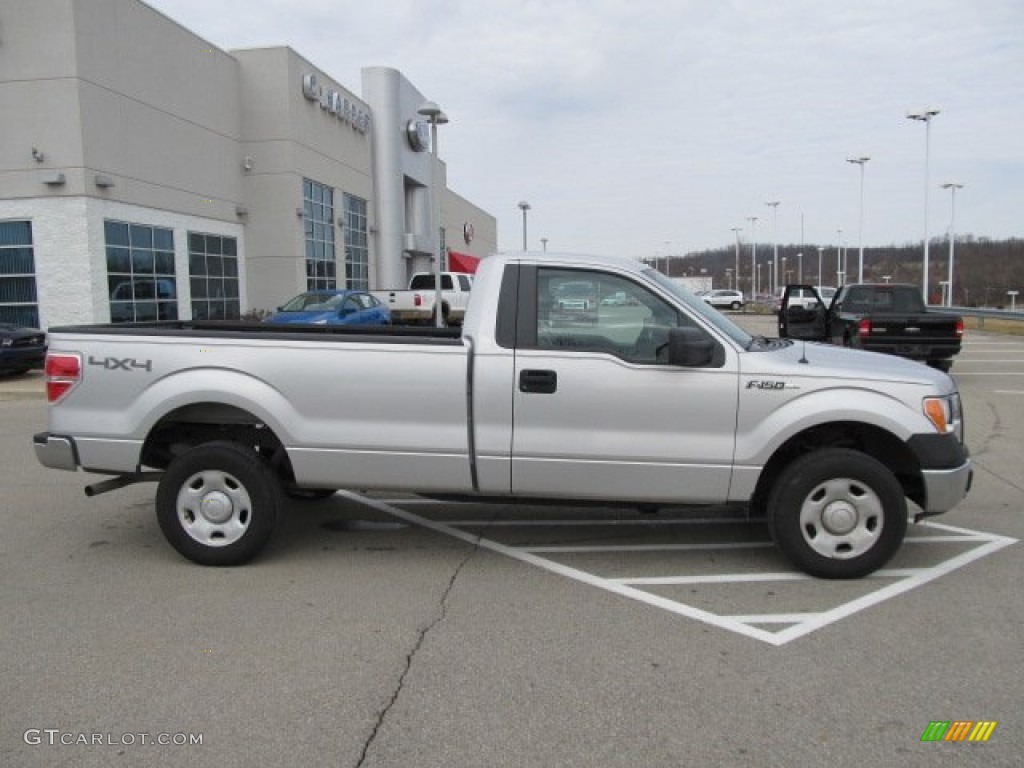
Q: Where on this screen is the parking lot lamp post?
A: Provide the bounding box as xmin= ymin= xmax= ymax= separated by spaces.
xmin=418 ymin=101 xmax=449 ymax=327
xmin=817 ymin=247 xmax=824 ymax=287
xmin=796 ymin=252 xmax=803 ymax=283
xmin=942 ymin=182 xmax=963 ymax=307
xmin=518 ymin=201 xmax=530 ymax=251
xmin=907 ymin=107 xmax=941 ymax=302
xmin=746 ymin=216 xmax=758 ymax=298
xmin=765 ymin=201 xmax=780 ymax=295
xmin=730 ymin=227 xmax=742 ymax=295
xmin=847 ymin=156 xmax=870 ymax=283
xmin=837 ymin=228 xmax=844 ymax=286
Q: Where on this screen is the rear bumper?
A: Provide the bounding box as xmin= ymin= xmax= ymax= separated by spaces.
xmin=33 ymin=432 xmax=80 ymax=471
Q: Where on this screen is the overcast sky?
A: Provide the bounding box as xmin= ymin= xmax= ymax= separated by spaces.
xmin=146 ymin=0 xmax=1024 ymax=259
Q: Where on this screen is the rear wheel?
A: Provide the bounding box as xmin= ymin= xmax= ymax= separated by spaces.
xmin=156 ymin=441 xmax=280 ymax=566
xmin=767 ymin=448 xmax=907 ymax=578
xmin=730 ymin=301 xmax=741 ymax=310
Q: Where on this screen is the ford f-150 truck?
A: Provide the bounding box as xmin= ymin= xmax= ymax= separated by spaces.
xmin=778 ymin=283 xmax=963 ymax=371
xmin=372 ymin=271 xmax=473 ymax=325
xmin=34 ymin=252 xmax=972 ymax=578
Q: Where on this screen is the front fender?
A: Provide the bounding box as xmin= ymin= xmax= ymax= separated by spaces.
xmin=734 ymin=385 xmax=928 ymax=468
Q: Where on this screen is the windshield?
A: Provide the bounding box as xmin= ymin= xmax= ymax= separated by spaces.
xmin=643 ymin=269 xmax=753 ymax=348
xmin=280 ymin=292 xmax=340 ymax=312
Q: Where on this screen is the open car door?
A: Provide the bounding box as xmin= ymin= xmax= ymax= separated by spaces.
xmin=777 ymin=284 xmax=828 ymax=340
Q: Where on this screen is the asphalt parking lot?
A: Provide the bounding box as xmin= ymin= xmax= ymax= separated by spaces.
xmin=2 ymin=318 xmax=1021 ymax=767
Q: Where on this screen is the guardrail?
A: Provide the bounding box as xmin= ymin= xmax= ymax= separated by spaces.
xmin=930 ymin=305 xmax=1024 ymax=332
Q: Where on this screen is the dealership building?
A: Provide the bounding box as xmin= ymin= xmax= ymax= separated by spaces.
xmin=0 ymin=0 xmax=496 ymax=328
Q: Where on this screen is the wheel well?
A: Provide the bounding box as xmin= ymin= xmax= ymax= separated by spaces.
xmin=140 ymin=403 xmax=295 ymax=482
xmin=750 ymin=422 xmax=924 ymax=516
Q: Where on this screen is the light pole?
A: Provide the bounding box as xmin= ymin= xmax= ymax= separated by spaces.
xmin=765 ymin=201 xmax=780 ymax=295
xmin=847 ymin=156 xmax=870 ymax=283
xmin=817 ymin=246 xmax=824 ymax=288
xmin=517 ymin=201 xmax=530 ymax=251
xmin=796 ymin=252 xmax=803 ymax=283
xmin=907 ymin=107 xmax=941 ymax=303
xmin=941 ymin=182 xmax=964 ymax=307
xmin=730 ymin=227 xmax=742 ymax=296
xmin=837 ymin=229 xmax=844 ymax=286
xmin=540 ymin=237 xmax=548 ymax=252
xmin=746 ymin=216 xmax=758 ymax=298
xmin=418 ymin=101 xmax=449 ymax=327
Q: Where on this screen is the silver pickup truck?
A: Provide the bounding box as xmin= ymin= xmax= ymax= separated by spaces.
xmin=34 ymin=252 xmax=972 ymax=578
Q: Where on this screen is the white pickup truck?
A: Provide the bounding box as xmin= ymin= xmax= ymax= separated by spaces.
xmin=372 ymin=271 xmax=473 ymax=325
xmin=34 ymin=251 xmax=972 ymax=578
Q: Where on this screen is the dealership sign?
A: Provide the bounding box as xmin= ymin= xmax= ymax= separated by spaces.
xmin=302 ymin=74 xmax=371 ymax=134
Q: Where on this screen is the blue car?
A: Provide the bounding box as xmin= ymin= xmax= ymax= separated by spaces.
xmin=263 ymin=290 xmax=390 ymax=326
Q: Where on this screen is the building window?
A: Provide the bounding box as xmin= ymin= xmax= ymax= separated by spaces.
xmin=105 ymin=221 xmax=177 ymax=323
xmin=0 ymin=221 xmax=40 ymax=327
xmin=303 ymin=179 xmax=336 ymax=290
xmin=343 ymin=193 xmax=369 ymax=289
xmin=189 ymin=233 xmax=240 ymax=320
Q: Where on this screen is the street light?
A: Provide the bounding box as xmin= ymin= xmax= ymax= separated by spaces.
xmin=765 ymin=201 xmax=780 ymax=295
xmin=847 ymin=156 xmax=870 ymax=283
xmin=540 ymin=237 xmax=548 ymax=252
xmin=730 ymin=226 xmax=742 ymax=295
xmin=816 ymin=246 xmax=824 ymax=288
xmin=837 ymin=228 xmax=844 ymax=286
xmin=907 ymin=107 xmax=941 ymax=303
xmin=418 ymin=101 xmax=449 ymax=327
xmin=746 ymin=216 xmax=759 ymax=298
xmin=941 ymin=182 xmax=964 ymax=307
xmin=517 ymin=201 xmax=531 ymax=251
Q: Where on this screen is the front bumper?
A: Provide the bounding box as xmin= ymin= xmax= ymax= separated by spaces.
xmin=33 ymin=432 xmax=80 ymax=472
xmin=919 ymin=459 xmax=973 ymax=517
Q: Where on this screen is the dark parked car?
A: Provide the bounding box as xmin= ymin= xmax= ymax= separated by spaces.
xmin=263 ymin=290 xmax=391 ymax=326
xmin=0 ymin=322 xmax=47 ymax=375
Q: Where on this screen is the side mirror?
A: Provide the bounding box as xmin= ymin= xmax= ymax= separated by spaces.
xmin=667 ymin=327 xmax=714 ymax=367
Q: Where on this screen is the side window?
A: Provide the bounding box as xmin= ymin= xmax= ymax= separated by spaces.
xmin=458 ymin=274 xmax=472 ymax=291
xmin=535 ymin=268 xmax=690 ymax=364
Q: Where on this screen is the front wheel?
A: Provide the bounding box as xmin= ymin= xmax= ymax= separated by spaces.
xmin=156 ymin=441 xmax=281 ymax=566
xmin=767 ymin=448 xmax=907 ymax=578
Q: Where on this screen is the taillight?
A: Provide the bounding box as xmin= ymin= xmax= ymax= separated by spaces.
xmin=955 ymin=318 xmax=964 ymax=337
xmin=45 ymin=353 xmax=81 ymax=403
xmin=857 ymin=318 xmax=871 ymax=336
xmin=413 ymin=294 xmax=422 ymax=307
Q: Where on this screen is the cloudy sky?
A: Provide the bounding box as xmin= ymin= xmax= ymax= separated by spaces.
xmin=145 ymin=0 xmax=1023 ymax=259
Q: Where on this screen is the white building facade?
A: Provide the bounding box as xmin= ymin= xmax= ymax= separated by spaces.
xmin=0 ymin=0 xmax=496 ymax=328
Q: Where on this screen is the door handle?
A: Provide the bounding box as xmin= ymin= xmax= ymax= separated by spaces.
xmin=519 ymin=369 xmax=558 ymax=394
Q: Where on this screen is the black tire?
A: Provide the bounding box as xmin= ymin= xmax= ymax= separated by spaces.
xmin=767 ymin=448 xmax=907 ymax=579
xmin=285 ymin=487 xmax=337 ymax=501
xmin=156 ymin=441 xmax=281 ymax=566
xmin=730 ymin=301 xmax=741 ymax=310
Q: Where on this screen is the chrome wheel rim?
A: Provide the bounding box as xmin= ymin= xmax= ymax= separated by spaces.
xmin=798 ymin=477 xmax=883 ymax=560
xmin=176 ymin=470 xmax=252 ymax=547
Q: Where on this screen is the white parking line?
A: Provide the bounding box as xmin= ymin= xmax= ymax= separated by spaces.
xmin=338 ymin=492 xmax=1017 ymax=647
